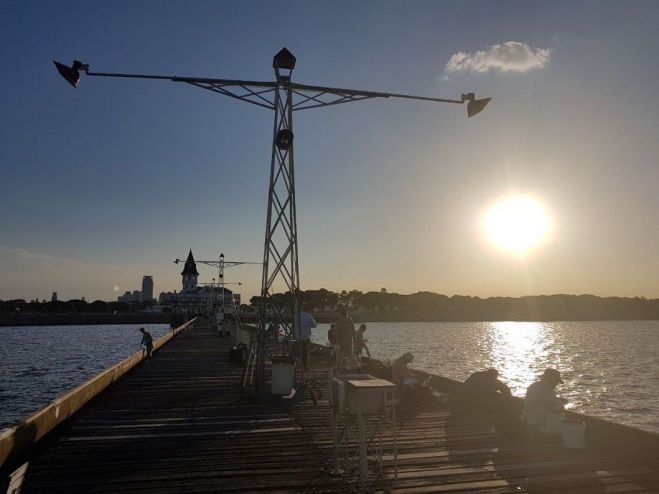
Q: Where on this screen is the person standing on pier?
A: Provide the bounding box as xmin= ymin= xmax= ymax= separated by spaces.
xmin=139 ymin=327 xmax=154 ymax=359
xmin=334 ymin=306 xmax=360 ymax=372
xmin=354 ymin=323 xmax=371 ymax=358
xmin=298 ymin=304 xmax=317 ymax=368
xmin=327 ymin=323 xmax=337 ymax=346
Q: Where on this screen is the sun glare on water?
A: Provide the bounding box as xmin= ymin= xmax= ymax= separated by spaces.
xmin=483 ymin=195 xmax=552 ymax=255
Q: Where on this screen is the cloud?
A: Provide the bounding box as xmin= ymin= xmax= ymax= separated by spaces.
xmin=444 ymin=41 xmax=551 ymax=75
xmin=0 ymin=246 xmax=179 ymax=301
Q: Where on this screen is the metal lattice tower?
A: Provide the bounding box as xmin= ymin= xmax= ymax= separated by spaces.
xmin=254 ymin=49 xmax=300 ymax=393
xmin=54 ymin=47 xmax=491 ymax=398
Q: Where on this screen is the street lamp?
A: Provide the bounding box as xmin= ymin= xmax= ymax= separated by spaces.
xmin=462 ymin=92 xmax=492 ymax=118
xmin=54 ymin=48 xmax=491 ymax=396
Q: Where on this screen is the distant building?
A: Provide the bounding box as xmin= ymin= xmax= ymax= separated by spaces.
xmin=51 ymin=292 xmax=58 ymax=302
xmin=181 ymin=250 xmax=199 ymax=292
xmin=117 ymin=276 xmax=157 ymax=303
xmin=142 ymin=276 xmax=154 ymax=302
xmin=381 ymin=288 xmax=387 ymax=294
xmin=159 ymin=291 xmax=176 ymax=304
xmin=118 ymin=291 xmax=142 ymax=303
xmin=118 ymin=291 xmax=136 ymax=303
xmin=172 ymin=250 xmax=240 ymax=312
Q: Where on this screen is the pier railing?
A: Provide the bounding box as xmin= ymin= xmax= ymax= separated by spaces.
xmin=309 ymin=343 xmax=659 ymax=458
xmin=0 ymin=318 xmax=196 ymax=476
xmin=359 ymin=354 xmax=659 ymax=458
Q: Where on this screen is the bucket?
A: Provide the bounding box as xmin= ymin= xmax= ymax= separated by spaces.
xmin=271 ymin=356 xmax=296 ymax=395
xmin=562 ymin=419 xmax=586 ymax=449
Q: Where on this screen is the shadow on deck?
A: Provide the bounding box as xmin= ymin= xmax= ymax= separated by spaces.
xmin=294 ymin=349 xmax=659 ymax=493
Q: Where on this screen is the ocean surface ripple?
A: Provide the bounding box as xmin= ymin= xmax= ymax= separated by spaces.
xmin=0 ymin=324 xmax=171 ymax=431
xmin=312 ymin=320 xmax=659 ymax=434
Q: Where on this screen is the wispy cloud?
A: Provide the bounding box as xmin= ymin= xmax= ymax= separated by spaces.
xmin=444 ymin=41 xmax=551 ymax=76
xmin=0 ymin=246 xmax=179 ymax=301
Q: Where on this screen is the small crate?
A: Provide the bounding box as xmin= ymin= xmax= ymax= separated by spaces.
xmin=331 ymin=374 xmax=394 ymax=415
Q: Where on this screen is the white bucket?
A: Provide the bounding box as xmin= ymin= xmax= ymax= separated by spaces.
xmin=271 ymin=358 xmax=296 ymax=395
xmin=562 ymin=419 xmax=586 ymax=449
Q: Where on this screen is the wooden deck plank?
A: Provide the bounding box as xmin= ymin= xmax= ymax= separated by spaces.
xmin=19 ymin=322 xmax=345 ymax=493
xmin=15 ymin=321 xmax=659 ymax=493
xmin=291 ymin=352 xmax=659 ymax=493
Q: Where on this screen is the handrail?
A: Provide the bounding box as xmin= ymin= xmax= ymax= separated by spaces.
xmin=0 ymin=318 xmax=197 ymax=475
xmin=351 ymin=351 xmax=659 ymax=458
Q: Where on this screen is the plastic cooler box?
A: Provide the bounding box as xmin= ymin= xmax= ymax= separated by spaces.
xmin=330 ymin=374 xmax=394 ymax=415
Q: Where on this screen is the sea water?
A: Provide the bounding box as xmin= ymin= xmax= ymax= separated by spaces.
xmin=0 ymin=324 xmax=171 ymax=431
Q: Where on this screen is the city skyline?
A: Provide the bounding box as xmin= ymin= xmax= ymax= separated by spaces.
xmin=2 ymin=1 xmax=659 ymax=301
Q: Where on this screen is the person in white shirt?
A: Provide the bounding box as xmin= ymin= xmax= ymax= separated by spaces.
xmin=333 ymin=306 xmax=360 ymax=372
xmin=524 ymin=368 xmax=565 ymax=432
xmin=298 ymin=305 xmax=317 ymax=368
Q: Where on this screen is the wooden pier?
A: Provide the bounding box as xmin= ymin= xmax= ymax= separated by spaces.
xmin=3 ymin=320 xmax=659 ymax=493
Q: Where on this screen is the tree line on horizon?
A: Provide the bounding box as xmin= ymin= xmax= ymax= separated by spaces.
xmin=4 ymin=289 xmax=659 ymax=321
xmin=251 ymin=289 xmax=659 ymax=321
xmin=0 ymin=299 xmax=159 ymax=314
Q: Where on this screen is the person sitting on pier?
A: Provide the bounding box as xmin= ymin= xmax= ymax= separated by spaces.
xmin=139 ymin=327 xmax=154 ymax=359
xmin=354 ymin=323 xmax=371 ymax=358
xmin=465 ymin=368 xmax=512 ymax=396
xmin=455 ymin=368 xmax=514 ymax=415
xmin=524 ymin=368 xmax=566 ymax=434
xmin=334 ymin=306 xmax=360 ymax=372
xmin=391 ymin=352 xmax=416 ymax=386
xmin=453 ymin=368 xmax=522 ymax=438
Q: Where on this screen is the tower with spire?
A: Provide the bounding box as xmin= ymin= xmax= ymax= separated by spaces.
xmin=181 ymin=249 xmax=199 ymax=292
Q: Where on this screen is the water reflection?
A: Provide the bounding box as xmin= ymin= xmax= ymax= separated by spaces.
xmin=488 ymin=321 xmax=553 ymax=396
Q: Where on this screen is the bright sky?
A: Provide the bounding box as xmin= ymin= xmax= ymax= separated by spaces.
xmin=2 ymin=1 xmax=659 ymax=301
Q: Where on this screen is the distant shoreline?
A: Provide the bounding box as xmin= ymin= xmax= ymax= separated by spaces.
xmin=5 ymin=311 xmax=659 ymax=327
xmin=0 ymin=313 xmax=171 ymax=327
xmin=311 ymin=313 xmax=659 ymax=324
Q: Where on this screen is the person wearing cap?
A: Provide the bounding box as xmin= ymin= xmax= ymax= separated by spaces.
xmin=524 ymin=368 xmax=565 ymax=433
xmin=391 ymin=352 xmax=416 ymax=386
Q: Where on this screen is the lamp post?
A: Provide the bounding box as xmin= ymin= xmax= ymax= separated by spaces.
xmin=55 ymin=48 xmax=491 ymax=396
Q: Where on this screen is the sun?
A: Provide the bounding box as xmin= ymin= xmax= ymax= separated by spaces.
xmin=482 ymin=195 xmax=552 ymax=255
